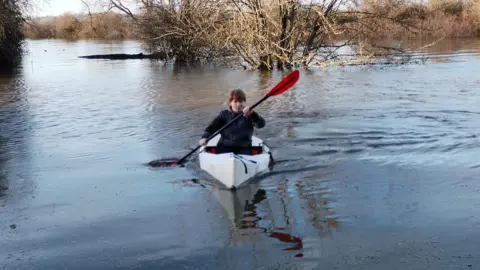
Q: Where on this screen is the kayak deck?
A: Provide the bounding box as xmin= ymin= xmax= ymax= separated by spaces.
xmin=199 ymin=135 xmax=272 ymax=189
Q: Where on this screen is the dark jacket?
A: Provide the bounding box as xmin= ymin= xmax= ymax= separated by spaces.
xmin=202 ymin=107 xmax=266 ymax=148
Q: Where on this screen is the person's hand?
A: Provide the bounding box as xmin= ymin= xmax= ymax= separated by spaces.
xmin=243 ymin=106 xmax=253 ymax=117
xmin=199 ymin=138 xmax=207 ymax=146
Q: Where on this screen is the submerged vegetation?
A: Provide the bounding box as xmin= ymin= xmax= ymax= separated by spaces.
xmin=18 ymin=0 xmax=480 ymax=69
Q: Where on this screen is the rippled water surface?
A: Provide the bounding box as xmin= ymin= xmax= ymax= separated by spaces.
xmin=1 ymin=39 xmax=480 ymax=269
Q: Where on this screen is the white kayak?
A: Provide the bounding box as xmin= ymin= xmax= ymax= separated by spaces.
xmin=199 ymin=134 xmax=272 ymax=189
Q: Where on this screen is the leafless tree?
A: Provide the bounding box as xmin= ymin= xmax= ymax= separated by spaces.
xmin=93 ymin=0 xmax=430 ymax=69
xmin=100 ymin=0 xmax=233 ymax=64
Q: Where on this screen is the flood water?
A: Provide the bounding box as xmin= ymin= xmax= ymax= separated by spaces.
xmin=1 ymin=38 xmax=480 ymax=269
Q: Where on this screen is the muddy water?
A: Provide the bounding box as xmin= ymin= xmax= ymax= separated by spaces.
xmin=1 ymin=38 xmax=480 ymax=269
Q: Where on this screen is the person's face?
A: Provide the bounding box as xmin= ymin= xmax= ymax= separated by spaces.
xmin=230 ymin=99 xmax=245 ymax=112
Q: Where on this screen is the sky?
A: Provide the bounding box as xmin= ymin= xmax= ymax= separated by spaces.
xmin=31 ymin=0 xmax=87 ymax=17
xmin=29 ymin=0 xmax=137 ymax=17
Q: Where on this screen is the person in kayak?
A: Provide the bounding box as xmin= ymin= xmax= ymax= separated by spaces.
xmin=199 ymin=88 xmax=266 ymax=155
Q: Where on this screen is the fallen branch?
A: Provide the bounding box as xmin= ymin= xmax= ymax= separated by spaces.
xmin=78 ymin=52 xmax=168 ymax=60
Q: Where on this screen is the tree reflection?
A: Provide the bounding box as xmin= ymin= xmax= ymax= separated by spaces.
xmin=0 ymin=71 xmax=15 ymax=198
xmin=0 ymin=68 xmax=32 ymax=201
xmin=0 ymin=133 xmax=8 ymax=199
xmin=0 ymin=151 xmax=7 ymax=198
xmin=295 ymin=172 xmax=340 ymax=237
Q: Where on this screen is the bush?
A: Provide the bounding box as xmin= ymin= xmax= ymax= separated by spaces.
xmin=0 ymin=1 xmax=26 ymax=66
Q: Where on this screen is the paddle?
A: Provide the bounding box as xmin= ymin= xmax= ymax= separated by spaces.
xmin=148 ymin=69 xmax=300 ymax=167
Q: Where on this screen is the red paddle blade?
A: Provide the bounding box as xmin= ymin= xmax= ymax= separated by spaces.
xmin=267 ymin=70 xmax=299 ymax=97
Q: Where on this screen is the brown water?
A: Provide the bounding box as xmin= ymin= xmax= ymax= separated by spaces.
xmin=1 ymin=38 xmax=480 ymax=269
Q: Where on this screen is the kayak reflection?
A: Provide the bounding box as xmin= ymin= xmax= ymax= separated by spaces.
xmin=211 ymin=183 xmax=304 ymax=257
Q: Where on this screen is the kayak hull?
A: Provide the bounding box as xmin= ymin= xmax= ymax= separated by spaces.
xmin=199 ymin=134 xmax=271 ymax=189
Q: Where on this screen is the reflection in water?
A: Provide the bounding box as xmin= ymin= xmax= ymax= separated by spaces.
xmin=211 ymin=183 xmax=305 ymax=257
xmin=257 ymin=70 xmax=273 ymax=92
xmin=211 ymin=183 xmax=265 ymax=227
xmin=0 ymin=72 xmax=13 ymax=199
xmin=295 ymin=171 xmax=340 ymax=237
xmin=0 ymin=136 xmax=7 ymax=198
xmin=268 ymin=232 xmax=303 ymax=257
xmin=0 ymin=65 xmax=34 ymax=206
xmin=0 ymin=72 xmax=12 ymax=197
xmin=417 ymin=38 xmax=480 ymax=54
xmin=0 ymin=69 xmax=28 ymax=201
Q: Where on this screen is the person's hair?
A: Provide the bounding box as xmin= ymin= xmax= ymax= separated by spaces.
xmin=228 ymin=88 xmax=246 ymax=103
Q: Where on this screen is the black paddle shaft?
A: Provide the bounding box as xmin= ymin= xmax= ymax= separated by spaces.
xmin=176 ymin=95 xmax=269 ymax=165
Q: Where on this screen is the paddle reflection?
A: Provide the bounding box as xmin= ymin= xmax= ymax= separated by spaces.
xmin=268 ymin=231 xmax=303 ymax=257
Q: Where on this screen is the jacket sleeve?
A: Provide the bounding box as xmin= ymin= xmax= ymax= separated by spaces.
xmin=202 ymin=111 xmax=226 ymax=139
xmin=249 ymin=111 xmax=265 ymax=129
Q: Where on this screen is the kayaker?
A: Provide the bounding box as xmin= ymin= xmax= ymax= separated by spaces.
xmin=199 ymin=88 xmax=266 ymax=155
